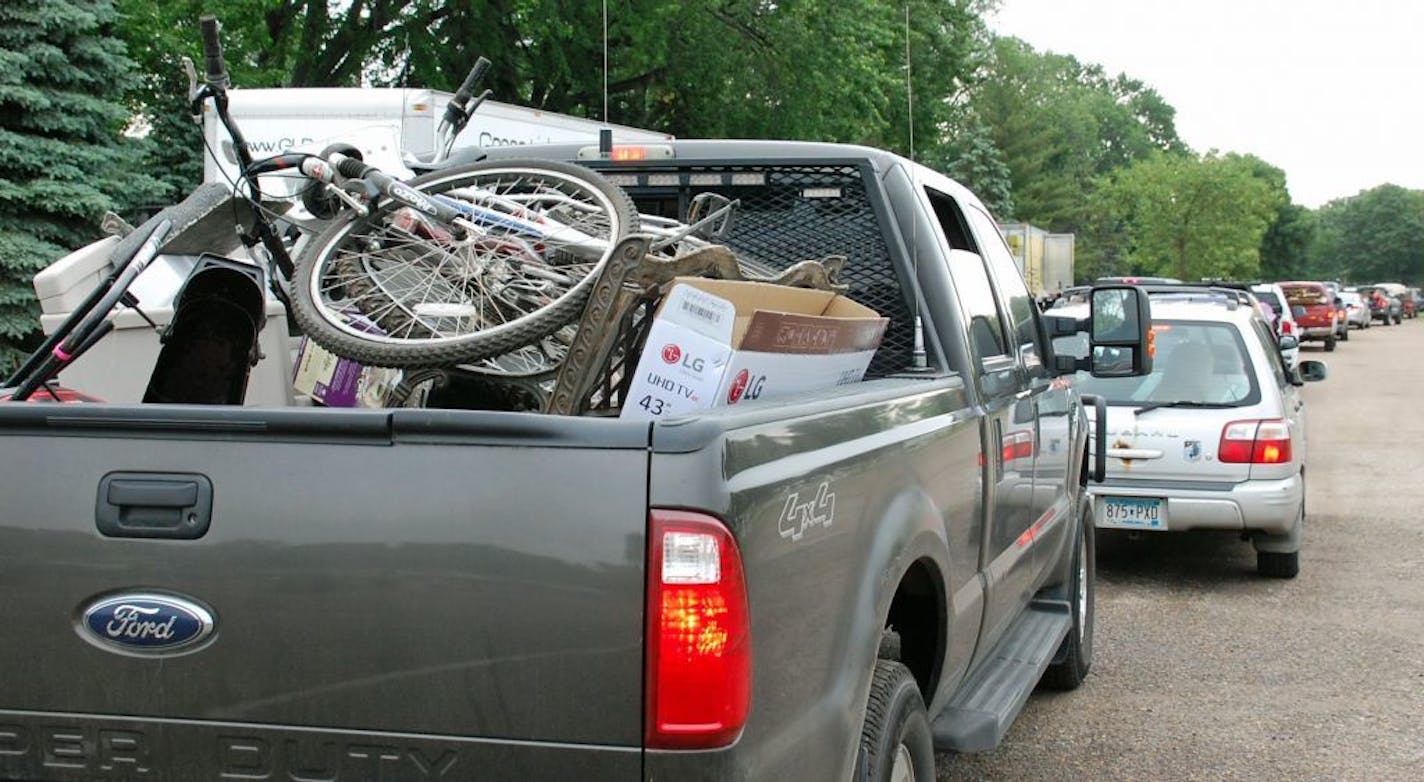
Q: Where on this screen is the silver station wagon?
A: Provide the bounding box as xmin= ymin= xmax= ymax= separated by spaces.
xmin=1056 ymin=287 xmax=1327 ymax=578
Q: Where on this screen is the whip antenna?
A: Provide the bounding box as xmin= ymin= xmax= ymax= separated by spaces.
xmin=906 ymin=4 xmax=929 ymax=371
xmin=602 ymin=0 xmax=609 ymax=124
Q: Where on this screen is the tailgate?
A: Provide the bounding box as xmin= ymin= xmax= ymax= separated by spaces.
xmin=0 ymin=406 xmax=648 ymax=778
xmin=1294 ymin=304 xmax=1333 ymax=327
xmin=1101 ymin=406 xmax=1252 ymax=484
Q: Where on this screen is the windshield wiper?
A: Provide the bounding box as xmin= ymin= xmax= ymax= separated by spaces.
xmin=1132 ymin=400 xmax=1236 ymax=415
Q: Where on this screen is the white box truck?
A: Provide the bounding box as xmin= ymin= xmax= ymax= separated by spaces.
xmin=201 ymin=87 xmax=673 ymax=185
xmin=999 ymin=222 xmax=1075 ymax=296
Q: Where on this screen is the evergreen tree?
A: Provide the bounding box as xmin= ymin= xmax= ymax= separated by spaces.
xmin=0 ymin=0 xmax=162 ymax=371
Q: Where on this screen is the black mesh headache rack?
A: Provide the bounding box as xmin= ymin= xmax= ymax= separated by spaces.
xmin=617 ymin=163 xmax=910 ymax=379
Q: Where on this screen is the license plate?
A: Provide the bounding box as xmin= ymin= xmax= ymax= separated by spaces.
xmin=1099 ymin=496 xmax=1167 ymax=530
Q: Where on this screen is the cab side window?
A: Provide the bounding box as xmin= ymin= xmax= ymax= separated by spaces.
xmin=966 ymin=206 xmax=1044 ymax=372
xmin=925 ymin=189 xmax=1009 ymax=369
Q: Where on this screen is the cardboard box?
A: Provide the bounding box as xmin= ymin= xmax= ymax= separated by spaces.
xmin=621 ymin=278 xmax=888 ymax=421
xmin=291 ymin=337 xmax=402 ymax=408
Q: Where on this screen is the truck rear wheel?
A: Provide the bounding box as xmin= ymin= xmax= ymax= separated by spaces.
xmin=857 ymin=660 xmax=934 ymax=782
xmin=1042 ymin=496 xmax=1095 ymax=691
xmin=1324 ymin=335 xmax=1336 ymax=351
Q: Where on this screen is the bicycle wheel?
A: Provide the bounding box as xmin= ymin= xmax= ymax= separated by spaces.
xmin=291 ymin=159 xmax=638 ymax=368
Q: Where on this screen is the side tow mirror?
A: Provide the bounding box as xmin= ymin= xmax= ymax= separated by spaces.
xmin=1086 ymin=285 xmax=1152 ymax=377
xmin=1044 ymin=285 xmax=1153 ymax=378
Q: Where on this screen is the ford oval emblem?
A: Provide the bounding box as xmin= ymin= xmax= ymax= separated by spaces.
xmin=78 ymin=593 xmax=215 ymax=655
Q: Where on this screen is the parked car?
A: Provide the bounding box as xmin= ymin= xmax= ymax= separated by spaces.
xmin=1250 ymin=283 xmax=1302 ymax=366
xmin=1056 ymin=292 xmax=1328 ymax=577
xmin=1279 ymin=281 xmax=1340 ymax=350
xmin=1358 ymin=286 xmax=1402 ymax=325
xmin=1320 ymin=281 xmax=1349 ymax=341
xmin=1357 ymin=286 xmax=1390 ymax=325
xmin=1339 ymin=290 xmax=1372 ymax=330
xmin=1373 ymin=282 xmax=1416 ymax=318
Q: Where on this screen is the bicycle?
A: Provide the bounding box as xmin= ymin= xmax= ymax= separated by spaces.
xmin=4 ymin=16 xmax=776 ymax=404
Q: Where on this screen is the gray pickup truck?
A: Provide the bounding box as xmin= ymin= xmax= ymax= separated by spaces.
xmin=0 ymin=140 xmax=1149 ymax=781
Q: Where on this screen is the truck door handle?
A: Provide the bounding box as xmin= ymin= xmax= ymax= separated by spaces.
xmin=96 ymin=472 xmax=213 ymax=539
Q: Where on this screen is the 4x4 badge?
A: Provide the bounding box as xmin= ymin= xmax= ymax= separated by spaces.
xmin=1183 ymin=440 xmax=1202 ymax=463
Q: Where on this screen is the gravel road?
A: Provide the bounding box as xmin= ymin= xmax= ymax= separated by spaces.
xmin=937 ymin=320 xmax=1424 ymax=781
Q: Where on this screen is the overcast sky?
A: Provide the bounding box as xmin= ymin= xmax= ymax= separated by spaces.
xmin=988 ymin=0 xmax=1424 ymax=209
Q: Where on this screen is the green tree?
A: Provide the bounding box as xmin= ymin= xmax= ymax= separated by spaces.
xmin=968 ymin=37 xmax=1186 ymax=231
xmin=1096 ymin=152 xmax=1277 ymax=281
xmin=1260 ymin=201 xmax=1315 ymax=280
xmin=1225 ymin=153 xmax=1315 ymax=281
xmin=388 ymin=0 xmax=991 ymax=150
xmin=117 ymin=0 xmax=420 ymax=200
xmin=935 ymin=108 xmax=1014 ymax=216
xmin=117 ymin=1 xmax=992 ymax=198
xmin=0 ymin=0 xmax=162 ymax=370
xmin=1310 ymin=185 xmax=1424 ymax=284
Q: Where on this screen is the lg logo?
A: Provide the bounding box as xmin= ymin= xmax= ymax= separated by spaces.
xmin=726 ymin=369 xmax=766 ymax=404
xmin=660 ymin=344 xmax=705 ymax=372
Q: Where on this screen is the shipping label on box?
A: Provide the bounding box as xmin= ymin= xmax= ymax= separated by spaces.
xmin=621 ymin=278 xmax=888 ymax=421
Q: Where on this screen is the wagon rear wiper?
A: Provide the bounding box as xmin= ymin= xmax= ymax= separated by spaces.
xmin=1132 ymin=400 xmax=1235 ymax=415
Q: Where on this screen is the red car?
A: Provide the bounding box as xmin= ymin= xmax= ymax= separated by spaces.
xmin=1279 ymin=281 xmax=1339 ymax=351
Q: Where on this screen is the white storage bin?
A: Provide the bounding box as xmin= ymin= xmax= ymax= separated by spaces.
xmin=33 ymin=247 xmax=295 ymax=407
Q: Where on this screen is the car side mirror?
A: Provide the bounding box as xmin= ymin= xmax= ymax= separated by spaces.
xmin=1043 ymin=285 xmax=1153 ymax=378
xmin=1297 ymin=360 xmax=1328 ymax=383
xmin=1278 ymin=334 xmax=1300 ymax=351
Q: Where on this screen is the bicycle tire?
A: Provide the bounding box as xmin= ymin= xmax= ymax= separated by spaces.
xmin=290 ymin=158 xmax=638 ymax=368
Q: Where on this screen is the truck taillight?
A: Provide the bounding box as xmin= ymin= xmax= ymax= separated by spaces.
xmin=646 ymin=510 xmax=751 ymax=749
xmin=1279 ymin=320 xmax=1293 ymax=335
xmin=1219 ymin=419 xmax=1292 ymax=464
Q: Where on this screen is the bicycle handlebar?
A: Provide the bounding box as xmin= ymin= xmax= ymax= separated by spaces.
xmin=453 ymin=58 xmax=492 ymax=105
xmin=329 ymin=153 xmax=464 ymax=225
xmin=199 ymin=16 xmax=230 ymax=89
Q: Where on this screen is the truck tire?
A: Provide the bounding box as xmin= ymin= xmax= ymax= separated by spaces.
xmin=1324 ymin=335 xmax=1336 ymax=351
xmin=1042 ymin=496 xmax=1095 ymax=691
xmin=1340 ymin=325 xmax=1349 ymax=341
xmin=857 ymin=660 xmax=934 ymax=782
xmin=1257 ymin=550 xmax=1300 ymax=579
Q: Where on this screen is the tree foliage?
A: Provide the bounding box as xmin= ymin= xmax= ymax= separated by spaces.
xmin=116 ymin=0 xmax=994 ymax=199
xmin=0 ymin=0 xmax=162 ymax=370
xmin=966 ymin=36 xmax=1186 ymax=231
xmin=116 ymin=0 xmax=415 ymax=199
xmin=1225 ymin=153 xmax=1316 ymax=281
xmin=1096 ymin=152 xmax=1278 ymax=281
xmin=1310 ymin=185 xmax=1424 ymax=284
